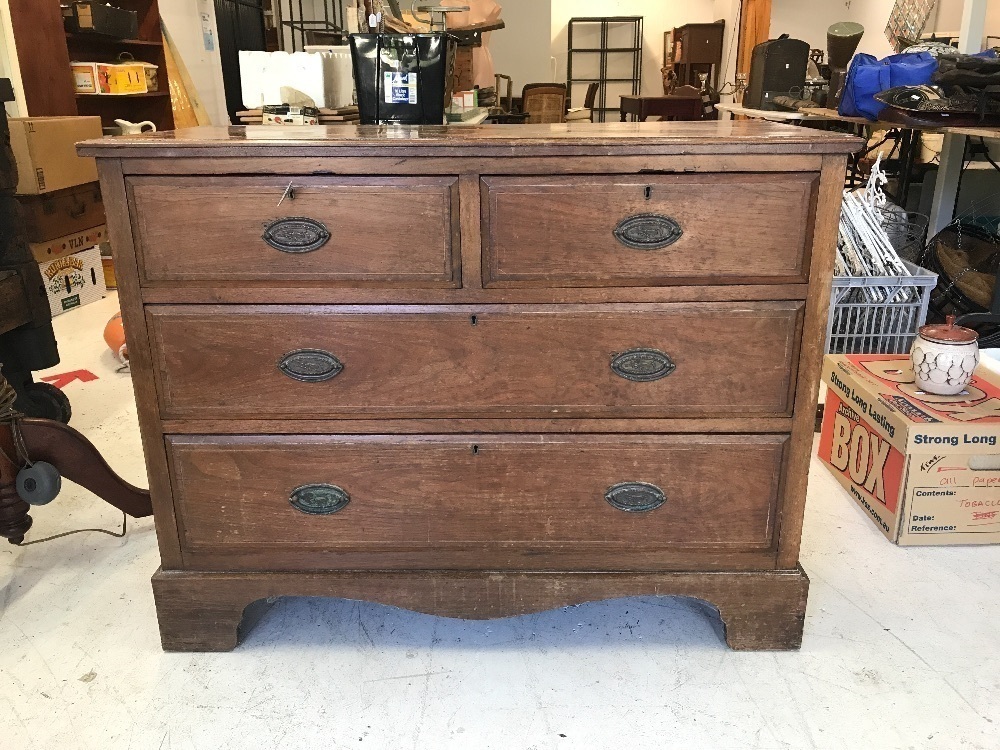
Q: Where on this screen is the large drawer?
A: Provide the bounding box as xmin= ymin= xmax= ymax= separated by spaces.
xmin=148 ymin=302 xmax=804 ymax=420
xmin=127 ymin=176 xmax=460 ymax=286
xmin=481 ymin=173 xmax=818 ymax=287
xmin=167 ymin=434 xmax=787 ymax=565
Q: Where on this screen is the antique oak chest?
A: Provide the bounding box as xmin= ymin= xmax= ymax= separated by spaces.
xmin=80 ymin=122 xmax=858 ymax=651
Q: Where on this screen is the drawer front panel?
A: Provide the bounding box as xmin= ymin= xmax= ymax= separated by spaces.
xmin=167 ymin=434 xmax=786 ymax=556
xmin=482 ymin=173 xmax=817 ymax=286
xmin=128 ymin=176 xmax=460 ymax=286
xmin=148 ymin=302 xmax=803 ymax=419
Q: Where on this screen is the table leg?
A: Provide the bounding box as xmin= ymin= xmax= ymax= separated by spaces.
xmin=930 ymin=134 xmax=968 ymax=234
xmin=896 ymin=128 xmax=918 ymax=208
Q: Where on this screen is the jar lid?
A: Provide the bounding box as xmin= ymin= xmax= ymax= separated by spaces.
xmin=919 ymin=315 xmax=979 ymax=345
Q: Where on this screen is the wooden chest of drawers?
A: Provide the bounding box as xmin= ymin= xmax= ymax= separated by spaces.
xmin=81 ymin=122 xmax=858 ymax=652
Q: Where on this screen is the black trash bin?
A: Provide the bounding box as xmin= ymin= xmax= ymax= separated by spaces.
xmin=350 ymin=33 xmax=456 ymax=125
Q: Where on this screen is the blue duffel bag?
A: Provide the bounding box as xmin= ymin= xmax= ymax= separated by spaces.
xmin=839 ymin=52 xmax=938 ymax=120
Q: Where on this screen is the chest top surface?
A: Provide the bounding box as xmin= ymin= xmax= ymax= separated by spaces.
xmin=78 ymin=121 xmax=862 ymax=158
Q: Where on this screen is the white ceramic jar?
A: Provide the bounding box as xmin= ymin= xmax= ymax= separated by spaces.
xmin=910 ymin=316 xmax=980 ymax=396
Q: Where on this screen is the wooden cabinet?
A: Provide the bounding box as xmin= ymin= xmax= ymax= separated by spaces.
xmin=80 ymin=122 xmax=859 ymax=652
xmin=667 ymin=22 xmax=726 ymax=91
xmin=6 ymin=0 xmax=174 ymax=130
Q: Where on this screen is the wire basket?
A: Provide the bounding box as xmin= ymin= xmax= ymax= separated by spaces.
xmin=826 ymin=261 xmax=938 ymax=354
xmin=878 ymin=209 xmax=929 ymax=265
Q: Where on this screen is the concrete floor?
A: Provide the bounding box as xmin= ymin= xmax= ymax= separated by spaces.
xmin=2 ymin=293 xmax=999 ymax=750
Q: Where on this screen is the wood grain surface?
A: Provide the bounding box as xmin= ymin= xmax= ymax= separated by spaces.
xmin=78 ymin=121 xmax=863 ymax=159
xmin=483 ymin=173 xmax=817 ymax=286
xmin=87 ymin=122 xmax=858 ymax=650
xmin=147 ymin=302 xmax=804 ymax=420
xmin=167 ymin=434 xmax=787 ymax=557
xmin=98 ymin=159 xmax=184 ymax=566
xmin=128 ymin=176 xmax=460 ymax=286
xmin=151 ymin=566 xmax=811 ymax=652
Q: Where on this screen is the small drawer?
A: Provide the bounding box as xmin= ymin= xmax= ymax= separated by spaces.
xmin=167 ymin=434 xmax=787 ymax=565
xmin=481 ymin=173 xmax=818 ymax=287
xmin=148 ymin=302 xmax=803 ymax=420
xmin=128 ymin=176 xmax=460 ymax=286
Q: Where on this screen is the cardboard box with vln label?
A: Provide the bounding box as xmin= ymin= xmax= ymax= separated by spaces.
xmin=818 ymin=355 xmax=1000 ymax=545
xmin=38 ymin=245 xmax=107 ymax=317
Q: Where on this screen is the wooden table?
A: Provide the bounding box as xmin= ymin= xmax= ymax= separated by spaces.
xmin=620 ymin=95 xmax=702 ymax=122
xmin=715 ymin=103 xmax=828 ymax=123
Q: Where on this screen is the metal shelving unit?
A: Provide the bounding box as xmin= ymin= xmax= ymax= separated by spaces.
xmin=567 ymin=17 xmax=643 ymax=123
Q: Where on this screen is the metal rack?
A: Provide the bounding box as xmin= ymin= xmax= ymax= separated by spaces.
xmin=275 ymin=0 xmax=349 ymax=52
xmin=567 ymin=17 xmax=643 ymax=123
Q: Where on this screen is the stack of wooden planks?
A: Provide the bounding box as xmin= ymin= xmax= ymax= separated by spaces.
xmin=235 ymin=106 xmax=359 ymax=125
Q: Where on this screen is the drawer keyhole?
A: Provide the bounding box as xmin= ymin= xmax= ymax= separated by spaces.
xmin=471 ymin=444 xmax=480 ymax=455
xmin=644 ymin=186 xmax=652 ymax=200
xmin=470 ymin=315 xmax=478 ymax=326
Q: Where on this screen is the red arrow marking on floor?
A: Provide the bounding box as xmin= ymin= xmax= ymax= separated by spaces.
xmin=40 ymin=370 xmax=98 ymax=389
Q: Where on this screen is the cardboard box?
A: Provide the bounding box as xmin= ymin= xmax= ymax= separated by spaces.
xmin=100 ymin=242 xmax=116 ymax=289
xmin=8 ymin=117 xmax=103 ymax=195
xmin=71 ymin=61 xmax=100 ymax=94
xmin=818 ymin=354 xmax=1000 ymax=545
xmin=74 ymin=60 xmax=152 ymax=94
xmin=101 ymin=256 xmax=117 ymax=290
xmin=97 ymin=63 xmax=147 ymax=95
xmin=30 ymin=225 xmax=107 ymax=263
xmin=17 ymin=182 xmax=105 ymax=243
xmin=38 ymin=245 xmax=107 ymax=317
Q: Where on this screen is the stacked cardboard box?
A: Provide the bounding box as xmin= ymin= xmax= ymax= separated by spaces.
xmin=818 ymin=354 xmax=1000 ymax=545
xmin=10 ymin=117 xmax=109 ymax=313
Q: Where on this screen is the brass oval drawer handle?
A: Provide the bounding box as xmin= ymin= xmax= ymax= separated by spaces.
xmin=613 ymin=213 xmax=683 ymax=250
xmin=290 ymin=484 xmax=351 ymax=515
xmin=611 ymin=348 xmax=675 ymax=382
xmin=605 ymin=482 xmax=666 ymax=513
xmin=278 ymin=349 xmax=343 ymax=383
xmin=262 ymin=217 xmax=331 ymax=253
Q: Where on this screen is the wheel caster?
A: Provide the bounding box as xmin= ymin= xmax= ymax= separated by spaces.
xmin=16 ymin=461 xmax=62 ymax=506
xmin=17 ymin=382 xmax=72 ymax=424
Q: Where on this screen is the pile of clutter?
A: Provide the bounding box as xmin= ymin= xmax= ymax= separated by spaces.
xmin=836 ymin=156 xmax=915 ymax=289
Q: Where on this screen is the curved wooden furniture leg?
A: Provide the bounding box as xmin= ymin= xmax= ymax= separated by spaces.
xmin=0 ymin=421 xmax=31 ymax=543
xmin=19 ymin=417 xmax=152 ymax=518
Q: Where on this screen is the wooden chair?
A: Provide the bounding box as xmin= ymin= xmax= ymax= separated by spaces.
xmin=673 ymin=85 xmax=702 ymax=98
xmin=673 ymin=84 xmax=719 ymax=120
xmin=521 ymin=83 xmax=567 ymax=124
xmin=565 ymin=82 xmax=599 ymax=123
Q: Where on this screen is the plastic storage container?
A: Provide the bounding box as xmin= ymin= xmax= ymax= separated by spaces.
xmin=826 ymin=261 xmax=938 ymax=355
xmin=350 ymin=33 xmax=456 ymax=125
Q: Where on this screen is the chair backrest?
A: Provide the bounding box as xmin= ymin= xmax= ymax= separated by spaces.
xmin=521 ymin=83 xmax=567 ymax=124
xmin=668 ymin=85 xmax=709 ymax=120
xmin=661 ymin=95 xmax=705 ymax=121
xmin=583 ymin=81 xmax=599 ymax=109
xmin=672 ymin=85 xmax=702 ymax=98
